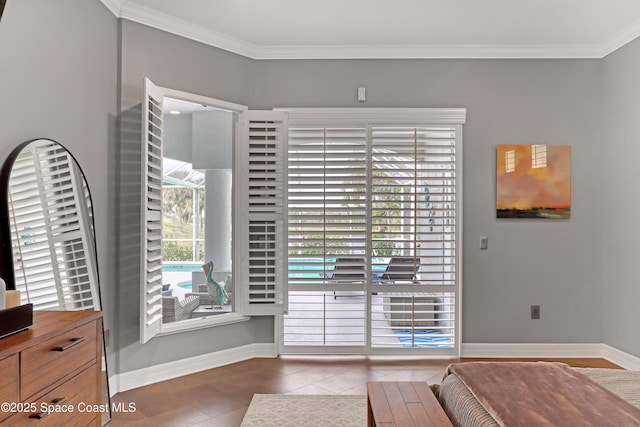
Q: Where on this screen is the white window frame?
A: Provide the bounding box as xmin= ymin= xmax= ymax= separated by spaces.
xmin=140 ymin=79 xmax=251 ymax=342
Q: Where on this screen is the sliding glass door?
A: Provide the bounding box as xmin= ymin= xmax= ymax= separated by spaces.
xmin=280 ymin=111 xmax=464 ymax=356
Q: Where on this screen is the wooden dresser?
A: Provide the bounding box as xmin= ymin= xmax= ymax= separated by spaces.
xmin=0 ymin=310 xmax=102 ymax=426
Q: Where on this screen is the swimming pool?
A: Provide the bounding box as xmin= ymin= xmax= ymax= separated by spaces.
xmin=162 ymin=263 xmax=203 ymax=272
xmin=164 ymin=258 xmax=388 ymax=280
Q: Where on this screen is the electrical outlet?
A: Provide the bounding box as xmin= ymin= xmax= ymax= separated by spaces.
xmin=531 ymin=305 xmax=540 ymax=320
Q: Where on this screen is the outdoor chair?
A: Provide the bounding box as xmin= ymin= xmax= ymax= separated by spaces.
xmin=380 ymin=257 xmax=419 ymax=283
xmin=186 ymin=284 xmax=215 ymax=306
xmin=162 ymin=295 xmax=200 ymax=323
xmin=329 ymin=257 xmax=365 ymax=298
xmin=330 ymin=257 xmax=365 ymax=281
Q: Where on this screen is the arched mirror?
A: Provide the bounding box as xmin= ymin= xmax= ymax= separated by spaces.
xmin=0 ymin=139 xmax=111 ymax=425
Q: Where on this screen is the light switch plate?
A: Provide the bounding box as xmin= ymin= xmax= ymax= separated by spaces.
xmin=479 ymin=236 xmax=488 ymax=250
xmin=357 ymin=87 xmax=366 ymax=102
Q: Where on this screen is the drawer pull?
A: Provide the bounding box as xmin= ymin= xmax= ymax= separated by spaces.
xmin=52 ymin=337 xmax=85 ymax=352
xmin=29 ymin=397 xmax=67 ymax=419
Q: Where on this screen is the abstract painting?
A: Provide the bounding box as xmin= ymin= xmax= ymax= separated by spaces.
xmin=496 ymin=144 xmax=571 ymax=219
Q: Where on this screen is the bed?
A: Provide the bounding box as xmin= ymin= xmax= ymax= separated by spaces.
xmin=433 ymin=362 xmax=640 ymax=427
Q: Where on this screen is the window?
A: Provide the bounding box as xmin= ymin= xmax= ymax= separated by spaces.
xmin=286 ymin=111 xmax=462 ymax=287
xmin=505 ymin=150 xmax=515 ymax=173
xmin=140 ymin=79 xmax=247 ymax=342
xmin=282 ymin=108 xmax=464 ymax=354
xmin=288 ymin=127 xmax=367 ymax=285
xmin=140 ymin=79 xmax=288 ymax=342
xmin=531 ymin=144 xmax=547 ymax=168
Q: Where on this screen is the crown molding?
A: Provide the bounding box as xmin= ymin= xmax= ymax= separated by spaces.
xmin=598 ymin=17 xmax=640 ymax=57
xmin=253 ymin=44 xmax=603 ymax=60
xmin=120 ymin=1 xmax=257 ymax=58
xmin=101 ymin=0 xmax=639 ymax=60
xmin=100 ymin=0 xmax=122 ymax=17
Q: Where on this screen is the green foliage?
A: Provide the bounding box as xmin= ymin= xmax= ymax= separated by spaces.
xmin=162 ymin=183 xmax=205 ymax=262
xmin=371 ymin=240 xmax=395 ymax=257
xmin=162 ymin=241 xmax=204 ymax=262
xmin=163 ymin=241 xmax=192 ymax=262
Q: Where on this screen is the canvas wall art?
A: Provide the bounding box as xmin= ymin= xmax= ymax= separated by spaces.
xmin=496 ymin=144 xmax=571 ymax=219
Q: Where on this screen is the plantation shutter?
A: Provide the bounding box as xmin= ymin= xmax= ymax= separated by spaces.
xmin=281 ymin=109 xmax=465 ymax=354
xmin=140 ymin=77 xmax=164 ymax=343
xmin=370 ymin=126 xmax=458 ymax=285
xmin=8 ymin=140 xmax=99 ymax=310
xmin=288 ymin=127 xmax=368 ymax=285
xmin=242 ymin=110 xmax=288 ymax=315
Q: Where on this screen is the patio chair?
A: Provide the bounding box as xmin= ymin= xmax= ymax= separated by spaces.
xmin=330 ymin=257 xmax=365 ymax=281
xmin=186 ymin=284 xmax=214 ymax=306
xmin=329 ymin=257 xmax=365 ymax=298
xmin=162 ymin=295 xmax=200 ymax=323
xmin=380 ymin=257 xmax=419 ymax=283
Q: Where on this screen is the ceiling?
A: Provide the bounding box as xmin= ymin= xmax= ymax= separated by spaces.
xmin=101 ymin=0 xmax=640 ymax=59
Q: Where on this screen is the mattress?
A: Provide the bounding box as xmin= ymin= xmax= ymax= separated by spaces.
xmin=434 ymin=367 xmax=640 ymax=427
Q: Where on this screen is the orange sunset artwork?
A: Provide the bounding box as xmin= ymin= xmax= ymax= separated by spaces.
xmin=496 ymin=144 xmax=571 ymax=219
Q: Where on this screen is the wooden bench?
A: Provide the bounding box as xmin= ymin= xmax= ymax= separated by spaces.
xmin=367 ymin=381 xmax=453 ymax=427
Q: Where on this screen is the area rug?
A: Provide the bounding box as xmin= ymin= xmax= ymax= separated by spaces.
xmin=241 ymin=394 xmax=367 ymax=427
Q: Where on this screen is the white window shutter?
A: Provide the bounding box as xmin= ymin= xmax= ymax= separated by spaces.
xmin=288 ymin=127 xmax=368 ymax=283
xmin=240 ymin=110 xmax=288 ymax=315
xmin=370 ymin=126 xmax=458 ymax=285
xmin=140 ymin=78 xmax=164 ymax=343
xmin=8 ymin=140 xmax=99 ymax=311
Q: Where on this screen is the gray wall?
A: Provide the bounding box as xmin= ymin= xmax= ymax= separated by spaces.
xmin=0 ymin=0 xmax=118 ymax=367
xmin=602 ymin=37 xmax=640 ymax=358
xmin=255 ymin=59 xmax=605 ymax=343
xmin=117 ymin=21 xmax=274 ymax=373
xmin=1 ymin=2 xmax=625 ymax=380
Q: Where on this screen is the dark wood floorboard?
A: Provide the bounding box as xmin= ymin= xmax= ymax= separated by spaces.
xmin=109 ymin=356 xmax=620 ymax=426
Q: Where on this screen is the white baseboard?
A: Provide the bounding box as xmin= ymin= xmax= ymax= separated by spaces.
xmin=461 ymin=343 xmax=604 ymax=358
xmin=462 ymin=342 xmax=640 ymax=370
xmin=603 ymin=344 xmax=640 ymax=370
xmin=108 ymin=341 xmax=640 ymax=395
xmin=112 ymin=343 xmax=277 ymax=393
xmin=109 ymin=375 xmax=118 ymax=398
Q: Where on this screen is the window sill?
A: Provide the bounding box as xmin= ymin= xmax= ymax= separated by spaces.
xmin=158 ymin=312 xmax=250 ymax=336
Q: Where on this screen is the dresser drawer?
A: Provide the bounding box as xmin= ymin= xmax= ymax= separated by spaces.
xmin=8 ymin=363 xmax=97 ymax=427
xmin=20 ymin=321 xmax=97 ymax=400
xmin=0 ymin=354 xmax=19 ymax=423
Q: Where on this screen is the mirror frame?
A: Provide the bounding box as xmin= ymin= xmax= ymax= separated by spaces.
xmin=0 ymin=138 xmax=111 ymax=424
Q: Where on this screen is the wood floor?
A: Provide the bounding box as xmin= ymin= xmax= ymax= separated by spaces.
xmin=109 ymin=356 xmax=620 ymax=426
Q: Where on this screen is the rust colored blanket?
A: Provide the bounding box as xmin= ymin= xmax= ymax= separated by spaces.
xmin=444 ymin=362 xmax=640 ymax=427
